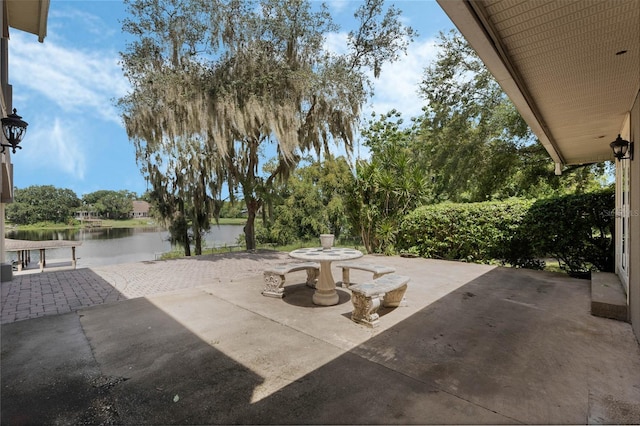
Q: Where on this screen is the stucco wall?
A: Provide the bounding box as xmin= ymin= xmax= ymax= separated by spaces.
xmin=629 ymin=91 xmax=640 ymax=342
xmin=0 ymin=4 xmax=9 ymax=272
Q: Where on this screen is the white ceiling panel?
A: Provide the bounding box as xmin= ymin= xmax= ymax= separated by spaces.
xmin=439 ymin=0 xmax=640 ymax=165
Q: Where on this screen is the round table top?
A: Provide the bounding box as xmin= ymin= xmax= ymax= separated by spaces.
xmin=289 ymin=247 xmax=363 ymax=262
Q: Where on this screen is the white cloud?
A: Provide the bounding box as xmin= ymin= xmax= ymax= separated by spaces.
xmin=323 ymin=31 xmax=350 ymax=55
xmin=366 ymin=37 xmax=439 ymax=121
xmin=20 ymin=117 xmax=87 ymax=180
xmin=320 ymin=32 xmax=440 ymax=160
xmin=327 ymin=0 xmax=351 ymax=14
xmin=9 ymin=31 xmax=129 ymax=125
xmin=323 ymin=31 xmax=439 ymax=122
xmin=48 ymin=8 xmax=118 ymax=40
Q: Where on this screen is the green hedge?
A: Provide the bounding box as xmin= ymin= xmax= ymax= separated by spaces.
xmin=512 ymin=188 xmax=615 ymax=274
xmin=397 ymin=199 xmax=534 ymax=263
xmin=397 ymin=188 xmax=615 ymax=274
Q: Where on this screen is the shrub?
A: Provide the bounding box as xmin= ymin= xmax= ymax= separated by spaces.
xmin=397 ymin=189 xmax=615 ymax=275
xmin=397 ymin=199 xmax=533 ymax=263
xmin=515 ymin=188 xmax=615 ymax=274
xmin=253 ymin=221 xmax=296 ymax=246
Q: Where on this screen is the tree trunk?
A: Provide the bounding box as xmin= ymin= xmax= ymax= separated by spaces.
xmin=184 ymin=227 xmax=191 ymax=256
xmin=361 ymin=228 xmax=372 ymax=254
xmin=179 ymin=200 xmax=191 ymax=257
xmin=194 ymin=231 xmax=202 ymax=256
xmin=244 ymin=197 xmax=259 ymax=250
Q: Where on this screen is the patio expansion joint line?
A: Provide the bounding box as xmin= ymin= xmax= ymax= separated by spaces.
xmin=199 ymin=288 xmax=523 ymax=423
xmin=354 ymin=353 xmax=524 ymax=424
xmin=200 ymin=287 xmax=348 ymax=348
xmin=195 ymin=287 xmax=399 ymax=358
xmin=74 ymin=309 xmax=131 ymax=386
xmin=90 ymin=268 xmax=131 ymax=294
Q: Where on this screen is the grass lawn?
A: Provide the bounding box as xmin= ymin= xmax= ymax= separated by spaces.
xmin=158 ymin=239 xmax=367 ymax=260
xmin=7 ymin=217 xmax=246 ymax=231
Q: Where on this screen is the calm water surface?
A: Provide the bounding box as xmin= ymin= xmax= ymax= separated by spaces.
xmin=6 ymin=225 xmax=244 ymax=268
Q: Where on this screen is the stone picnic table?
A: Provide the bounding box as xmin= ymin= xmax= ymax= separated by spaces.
xmin=289 ymin=247 xmax=363 ymax=306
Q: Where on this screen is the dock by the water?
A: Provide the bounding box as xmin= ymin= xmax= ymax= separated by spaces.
xmin=5 ymin=239 xmax=82 ymax=273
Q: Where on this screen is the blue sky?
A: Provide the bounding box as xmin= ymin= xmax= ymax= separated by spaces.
xmin=9 ymin=0 xmax=454 ymax=198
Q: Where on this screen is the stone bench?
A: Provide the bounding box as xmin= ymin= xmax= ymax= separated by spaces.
xmin=333 ymin=261 xmax=396 ymax=288
xmin=349 ymin=274 xmax=410 ymax=328
xmin=262 ymin=262 xmax=320 ymax=298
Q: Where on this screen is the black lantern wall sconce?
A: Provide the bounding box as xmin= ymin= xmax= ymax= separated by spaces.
xmin=1 ymin=109 xmax=28 ymax=154
xmin=610 ymin=134 xmax=634 ymax=161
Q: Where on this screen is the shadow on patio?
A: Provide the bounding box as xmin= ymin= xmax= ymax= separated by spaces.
xmin=1 ymin=256 xmax=639 ymax=424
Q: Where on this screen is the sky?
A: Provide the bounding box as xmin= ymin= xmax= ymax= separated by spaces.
xmin=8 ymin=0 xmax=455 ymax=198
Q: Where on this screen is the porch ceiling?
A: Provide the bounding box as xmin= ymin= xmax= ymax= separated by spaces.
xmin=5 ymin=0 xmax=49 ymax=42
xmin=438 ymin=0 xmax=640 ymax=166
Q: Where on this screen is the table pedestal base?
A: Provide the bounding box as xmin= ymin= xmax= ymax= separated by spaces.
xmin=288 ymin=248 xmax=363 ymax=306
xmin=312 ymin=290 xmax=339 ymax=306
xmin=313 ymin=260 xmax=340 ymax=306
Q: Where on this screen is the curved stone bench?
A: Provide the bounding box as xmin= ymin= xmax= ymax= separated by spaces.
xmin=349 ymin=274 xmax=410 ymax=327
xmin=333 ymin=261 xmax=396 ymax=288
xmin=262 ymin=262 xmax=320 ymax=298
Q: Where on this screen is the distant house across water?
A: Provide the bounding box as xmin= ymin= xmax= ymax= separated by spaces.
xmin=75 ymin=210 xmax=99 ymax=220
xmin=75 ymin=210 xmax=103 ymax=228
xmin=131 ymin=200 xmax=150 ymax=218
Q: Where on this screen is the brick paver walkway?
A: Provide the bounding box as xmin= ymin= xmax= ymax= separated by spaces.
xmin=1 ymin=251 xmax=289 ymax=324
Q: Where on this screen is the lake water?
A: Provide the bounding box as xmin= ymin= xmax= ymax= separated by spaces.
xmin=5 ymin=225 xmax=244 ymax=268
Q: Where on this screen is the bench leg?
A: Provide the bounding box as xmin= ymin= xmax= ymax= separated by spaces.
xmin=339 ymin=268 xmax=351 ymax=288
xmin=306 ymin=268 xmax=319 ymax=288
xmin=351 ymin=292 xmax=383 ymax=328
xmin=372 ymin=271 xmax=394 ymax=280
xmin=262 ymin=272 xmax=286 ymax=298
xmin=383 ymin=284 xmax=408 ymax=308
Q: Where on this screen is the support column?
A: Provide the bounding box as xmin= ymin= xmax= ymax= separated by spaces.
xmin=39 ymin=248 xmax=45 ymax=272
xmin=0 ymin=36 xmax=13 ymax=282
xmin=0 ymin=202 xmax=11 ymax=282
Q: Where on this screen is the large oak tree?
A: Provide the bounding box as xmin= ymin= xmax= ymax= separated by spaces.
xmin=119 ymin=0 xmax=415 ymax=250
xmin=417 ymin=30 xmax=607 ymax=202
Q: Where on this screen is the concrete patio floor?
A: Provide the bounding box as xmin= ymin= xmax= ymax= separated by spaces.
xmin=2 ymin=253 xmax=640 ymax=424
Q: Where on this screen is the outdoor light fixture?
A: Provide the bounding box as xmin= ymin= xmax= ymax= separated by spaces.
xmin=1 ymin=109 xmax=28 ymax=154
xmin=610 ymin=134 xmax=634 ymax=161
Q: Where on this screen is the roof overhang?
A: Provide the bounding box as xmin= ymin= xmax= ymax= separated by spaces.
xmin=4 ymin=0 xmax=49 ymax=42
xmin=437 ymin=0 xmax=640 ymax=166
